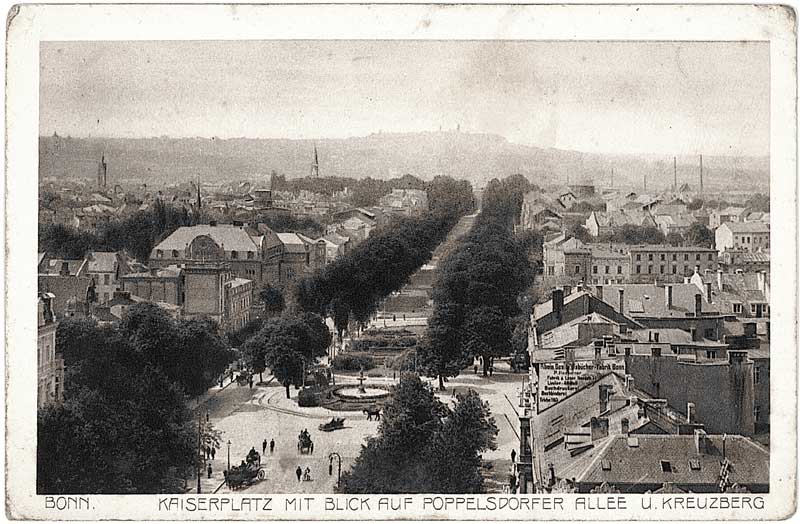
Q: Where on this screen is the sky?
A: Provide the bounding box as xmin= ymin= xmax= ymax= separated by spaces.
xmin=40 ymin=40 xmax=769 ymax=156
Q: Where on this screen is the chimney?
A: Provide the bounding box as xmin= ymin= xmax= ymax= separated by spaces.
xmin=651 ymin=347 xmax=661 ymax=357
xmin=687 ymin=402 xmax=696 ymax=424
xmin=563 ymin=284 xmax=572 ymax=297
xmin=653 ymin=332 xmax=660 ymax=343
xmin=598 ymin=385 xmax=612 ymax=413
xmin=728 ymin=350 xmax=747 ymax=365
xmin=690 ymin=327 xmax=699 ymax=341
xmin=590 ymin=417 xmax=609 ymax=441
xmin=552 ymin=288 xmax=564 ymax=319
xmin=648 ymin=331 xmax=652 ymax=342
xmin=694 ymin=293 xmax=702 ymax=316
xmin=593 ymin=339 xmax=603 ymax=360
xmin=694 ymin=428 xmax=708 ymax=454
xmin=618 ymin=289 xmax=625 ymax=315
xmin=596 ymin=285 xmax=604 ymax=300
xmin=60 ymin=261 xmax=70 ymax=276
xmin=665 ymin=285 xmax=673 ymax=309
xmin=705 ymin=282 xmax=712 ymax=303
xmin=625 ymin=375 xmax=635 ymax=392
xmin=150 ymin=267 xmax=159 ymax=277
xmin=717 ymin=269 xmax=723 ymax=292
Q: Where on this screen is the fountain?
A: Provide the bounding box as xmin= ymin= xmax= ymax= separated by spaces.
xmin=333 ymin=367 xmax=390 ymax=402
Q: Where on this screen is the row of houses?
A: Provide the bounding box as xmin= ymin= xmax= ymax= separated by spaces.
xmin=514 ymin=280 xmax=770 ymax=494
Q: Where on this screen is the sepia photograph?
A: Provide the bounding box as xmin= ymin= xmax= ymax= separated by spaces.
xmin=5 ymin=3 xmax=797 ymax=520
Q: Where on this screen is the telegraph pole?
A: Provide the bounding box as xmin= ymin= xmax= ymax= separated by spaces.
xmin=197 ymin=411 xmax=202 ymax=494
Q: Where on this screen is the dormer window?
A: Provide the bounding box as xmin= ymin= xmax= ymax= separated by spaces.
xmin=247 ymin=251 xmax=254 ymax=260
xmin=171 ymin=250 xmax=178 ymax=258
xmin=157 ymin=250 xmax=163 ymax=258
xmin=231 ymin=250 xmax=238 ymax=260
xmin=660 ymin=460 xmax=673 ymax=473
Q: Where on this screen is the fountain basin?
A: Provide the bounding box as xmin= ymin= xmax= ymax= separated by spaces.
xmin=333 ymin=386 xmax=391 ymax=401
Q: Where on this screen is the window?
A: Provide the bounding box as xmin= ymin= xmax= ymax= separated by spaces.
xmin=660 ymin=460 xmax=673 ymax=473
xmin=636 ymin=254 xmax=641 ymax=261
xmin=704 ymin=328 xmax=714 ymax=339
xmin=672 ymin=254 xmax=677 ymax=261
xmin=157 ymin=250 xmax=163 ymax=258
xmin=575 ymin=265 xmax=581 ymax=274
xmin=696 ymin=254 xmax=701 ymax=261
xmin=660 ymin=265 xmax=664 ymax=274
xmin=660 ymin=254 xmax=666 ymax=261
xmin=548 ymin=266 xmax=555 ymax=275
xmin=684 ymin=265 xmax=689 ymax=274
xmin=648 ymin=254 xmax=653 ymax=261
xmin=601 ymin=460 xmax=612 ymax=471
xmin=647 ymin=265 xmax=653 ymax=274
xmin=103 ymin=274 xmax=110 ymax=285
xmin=617 ymin=266 xmax=622 ymax=274
xmin=751 ymin=304 xmax=758 ymax=315
xmin=733 ymin=303 xmax=742 ymax=314
xmin=671 ymin=265 xmax=677 ymax=274
xmin=754 ymin=365 xmax=761 ymax=384
xmin=636 ymin=265 xmax=641 ymax=274
xmin=593 ymin=265 xmax=598 ymax=274
xmin=754 ymin=405 xmax=761 ymax=422
xmin=103 ymin=292 xmax=109 ymax=302
xmin=689 ymin=460 xmax=701 ymax=471
xmin=171 ymin=250 xmax=178 ymax=258
xmin=247 ymin=251 xmax=254 ymax=260
xmin=708 ymin=254 xmax=713 ymax=261
xmin=231 ymin=250 xmax=238 ymax=260
xmin=706 ymin=350 xmax=717 ymax=359
xmin=605 ymin=266 xmax=609 ymax=274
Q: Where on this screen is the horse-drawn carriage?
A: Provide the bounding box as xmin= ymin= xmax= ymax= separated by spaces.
xmin=235 ymin=371 xmax=252 ymax=386
xmin=297 ymin=431 xmax=314 ymax=454
xmin=224 ymin=449 xmax=265 ymax=489
xmin=318 ymin=417 xmax=345 ymax=432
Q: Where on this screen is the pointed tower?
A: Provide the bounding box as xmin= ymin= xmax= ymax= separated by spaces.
xmin=310 ymin=145 xmax=320 ymax=177
xmin=196 ymin=177 xmax=202 ymax=210
xmin=97 ymin=154 xmax=107 ymax=188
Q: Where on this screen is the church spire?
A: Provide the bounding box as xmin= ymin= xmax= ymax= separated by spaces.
xmin=310 ymin=144 xmax=320 ymax=177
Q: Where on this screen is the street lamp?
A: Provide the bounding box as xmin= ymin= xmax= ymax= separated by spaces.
xmin=227 ymin=440 xmax=231 ymax=473
xmin=197 ymin=411 xmax=202 ymax=494
xmin=328 ymin=452 xmax=342 ymax=489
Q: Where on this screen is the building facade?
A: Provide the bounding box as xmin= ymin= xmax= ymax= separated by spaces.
xmin=715 ymin=222 xmax=770 ymax=253
xmin=37 ymin=293 xmax=63 ymax=408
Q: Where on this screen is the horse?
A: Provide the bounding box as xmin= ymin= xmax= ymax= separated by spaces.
xmin=363 ymin=407 xmax=381 ymax=421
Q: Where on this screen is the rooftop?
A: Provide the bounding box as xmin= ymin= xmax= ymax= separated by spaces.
xmin=152 ymin=224 xmax=260 ymax=254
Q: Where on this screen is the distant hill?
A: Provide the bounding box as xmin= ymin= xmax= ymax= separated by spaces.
xmin=39 ymin=133 xmax=769 ymax=192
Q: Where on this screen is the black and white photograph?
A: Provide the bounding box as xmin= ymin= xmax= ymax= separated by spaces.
xmin=5 ymin=3 xmax=797 ymax=520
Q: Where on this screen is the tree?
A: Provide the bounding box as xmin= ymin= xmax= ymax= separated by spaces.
xmin=665 ymin=231 xmax=684 ymax=246
xmin=462 ymin=306 xmax=512 ymax=376
xmin=339 ymin=377 xmax=497 ymax=494
xmin=259 ymin=284 xmax=285 ymax=314
xmin=684 ymin=223 xmax=715 ymax=248
xmin=417 ymin=303 xmax=472 ymax=390
xmin=567 ymin=223 xmax=592 ymax=244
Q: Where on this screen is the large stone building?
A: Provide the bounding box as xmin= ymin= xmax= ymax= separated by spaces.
xmin=37 ymin=293 xmax=63 ymax=408
xmin=121 ymin=265 xmax=184 ymax=305
xmin=85 ymin=251 xmax=133 ymax=303
xmin=183 ymin=262 xmax=252 ymax=330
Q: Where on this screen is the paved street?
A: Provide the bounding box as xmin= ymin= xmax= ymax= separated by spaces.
xmin=196 ymin=362 xmax=524 ymax=494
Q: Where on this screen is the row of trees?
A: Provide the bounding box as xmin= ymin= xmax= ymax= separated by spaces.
xmin=417 ymin=176 xmax=534 ymax=388
xmin=295 ymin=176 xmax=474 ymax=338
xmin=568 ymin=222 xmax=715 ymax=248
xmin=340 ymin=376 xmax=498 ymax=493
xmin=38 ymin=304 xmax=235 ymax=493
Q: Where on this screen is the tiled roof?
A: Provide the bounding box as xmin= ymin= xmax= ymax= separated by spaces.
xmin=277 ymin=233 xmax=309 ymax=254
xmin=152 ymin=225 xmax=260 ymax=254
xmin=575 ymin=434 xmax=768 ymax=487
xmin=721 ymin=222 xmax=770 ymax=234
xmin=603 ymin=283 xmax=714 ymax=318
xmin=533 ymin=290 xmax=592 ymax=320
xmin=43 ymin=259 xmax=87 ymax=276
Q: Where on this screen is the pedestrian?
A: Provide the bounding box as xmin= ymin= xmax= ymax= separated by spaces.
xmin=207 ymin=463 xmax=213 ymax=479
xmin=249 ymin=377 xmax=254 ymax=389
xmin=511 ymin=449 xmax=517 ymax=463
xmin=262 ymin=439 xmax=267 ymax=454
xmin=474 ymin=363 xmax=478 ymax=374
xmin=205 ymin=446 xmax=210 ymax=460
xmin=211 ymin=447 xmax=216 ymax=460
xmin=270 ymin=439 xmax=275 ymax=454
xmin=304 ymin=467 xmax=312 ymax=481
xmin=296 ymin=466 xmax=302 ymax=482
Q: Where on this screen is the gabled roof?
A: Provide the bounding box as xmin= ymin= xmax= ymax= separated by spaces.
xmin=603 ymin=283 xmax=715 ymax=318
xmin=276 ymin=233 xmax=309 ymax=254
xmin=721 ymin=222 xmax=770 ymax=234
xmin=43 ymin=259 xmax=87 ymax=276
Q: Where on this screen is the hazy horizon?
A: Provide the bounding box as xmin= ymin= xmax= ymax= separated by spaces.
xmin=41 ymin=41 xmax=769 ymax=157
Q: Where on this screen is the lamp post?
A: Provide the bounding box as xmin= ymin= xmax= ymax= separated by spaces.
xmin=197 ymin=411 xmax=202 ymax=494
xmin=328 ymin=452 xmax=342 ymax=489
xmin=227 ymin=440 xmax=231 ymax=473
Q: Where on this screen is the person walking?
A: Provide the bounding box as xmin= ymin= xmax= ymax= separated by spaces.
xmin=295 ymin=466 xmax=303 ymax=482
xmin=211 ymin=447 xmax=216 ymax=460
xmin=207 ymin=463 xmax=213 ymax=479
xmin=270 ymin=438 xmax=275 ymax=454
xmin=262 ymin=439 xmax=267 ymax=454
xmin=511 ymin=449 xmax=517 ymax=464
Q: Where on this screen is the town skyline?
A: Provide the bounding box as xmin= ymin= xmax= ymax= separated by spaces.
xmin=40 ymin=40 xmax=769 ymax=157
